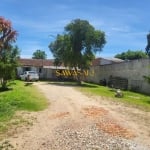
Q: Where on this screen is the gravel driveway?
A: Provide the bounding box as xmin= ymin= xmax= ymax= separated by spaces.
xmin=2 ymin=82 xmax=150 ymax=150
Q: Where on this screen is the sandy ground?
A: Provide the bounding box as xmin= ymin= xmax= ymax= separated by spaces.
xmin=1 ymin=82 xmax=150 ymax=149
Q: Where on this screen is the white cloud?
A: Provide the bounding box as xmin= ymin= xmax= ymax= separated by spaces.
xmin=111 ymin=26 xmax=130 ymax=33
xmin=12 ymin=16 xmax=69 ymax=34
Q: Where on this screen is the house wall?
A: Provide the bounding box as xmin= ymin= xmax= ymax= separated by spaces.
xmin=17 ymin=66 xmax=38 ymax=75
xmin=86 ymin=59 xmax=150 ymax=94
xmin=42 ymin=68 xmax=53 ymax=79
xmin=17 ymin=67 xmax=23 ymax=76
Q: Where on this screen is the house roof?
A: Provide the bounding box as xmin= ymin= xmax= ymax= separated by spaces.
xmin=102 ymin=57 xmax=124 ymax=62
xmin=92 ymin=58 xmax=101 ymax=66
xmin=91 ymin=57 xmax=124 ymax=66
xmin=18 ymin=58 xmax=54 ymax=67
xmin=18 ymin=57 xmax=124 ymax=67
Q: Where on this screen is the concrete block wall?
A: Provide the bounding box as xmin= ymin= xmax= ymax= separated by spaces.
xmin=87 ymin=59 xmax=150 ymax=94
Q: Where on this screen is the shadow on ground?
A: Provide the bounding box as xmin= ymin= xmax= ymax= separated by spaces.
xmin=0 ymin=88 xmax=13 ymax=92
xmin=47 ymin=81 xmax=98 ymax=88
xmin=24 ymin=82 xmax=33 ymax=86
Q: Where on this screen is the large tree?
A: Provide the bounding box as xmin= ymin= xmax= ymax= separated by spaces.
xmin=49 ymin=19 xmax=106 ymax=82
xmin=0 ymin=17 xmax=19 ymax=89
xmin=145 ymin=32 xmax=150 ymax=57
xmin=32 ymin=50 xmax=47 ymax=59
xmin=115 ymin=50 xmax=148 ymax=60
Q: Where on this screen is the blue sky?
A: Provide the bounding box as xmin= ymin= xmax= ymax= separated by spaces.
xmin=1 ymin=0 xmax=150 ymax=58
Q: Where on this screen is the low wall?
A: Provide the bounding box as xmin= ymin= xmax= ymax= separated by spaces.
xmin=86 ymin=59 xmax=150 ymax=94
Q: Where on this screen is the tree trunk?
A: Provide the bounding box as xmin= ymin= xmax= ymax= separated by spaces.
xmin=75 ymin=67 xmax=82 ymax=85
xmin=1 ymin=78 xmax=7 ymax=89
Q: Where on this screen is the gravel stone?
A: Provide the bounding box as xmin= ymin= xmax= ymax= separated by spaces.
xmin=40 ymin=122 xmax=150 ymax=150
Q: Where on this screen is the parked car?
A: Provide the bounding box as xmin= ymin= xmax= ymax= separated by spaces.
xmin=20 ymin=71 xmax=39 ymax=81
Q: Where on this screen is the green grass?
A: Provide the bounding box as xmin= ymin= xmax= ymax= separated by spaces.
xmin=0 ymin=80 xmax=48 ymax=132
xmin=77 ymin=82 xmax=150 ymax=111
xmin=48 ymin=81 xmax=150 ymax=110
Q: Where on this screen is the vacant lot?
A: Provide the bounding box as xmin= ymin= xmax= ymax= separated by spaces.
xmin=1 ymin=82 xmax=150 ymax=150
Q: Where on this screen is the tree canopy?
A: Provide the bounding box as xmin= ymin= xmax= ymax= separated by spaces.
xmin=0 ymin=16 xmax=19 ymax=89
xmin=0 ymin=17 xmax=17 ymax=53
xmin=145 ymin=32 xmax=150 ymax=57
xmin=115 ymin=50 xmax=148 ymax=60
xmin=32 ymin=50 xmax=47 ymax=59
xmin=49 ymin=19 xmax=106 ymax=70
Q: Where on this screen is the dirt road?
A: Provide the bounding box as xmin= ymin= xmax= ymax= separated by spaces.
xmin=2 ymin=82 xmax=150 ymax=150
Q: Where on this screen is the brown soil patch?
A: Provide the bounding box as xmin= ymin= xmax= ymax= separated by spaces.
xmin=82 ymin=106 xmax=135 ymax=139
xmin=82 ymin=106 xmax=108 ymax=118
xmin=96 ymin=121 xmax=135 ymax=139
xmin=49 ymin=112 xmax=70 ymax=119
